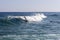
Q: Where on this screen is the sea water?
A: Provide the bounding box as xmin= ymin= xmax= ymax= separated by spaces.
xmin=0 ymin=12 xmax=60 ymax=40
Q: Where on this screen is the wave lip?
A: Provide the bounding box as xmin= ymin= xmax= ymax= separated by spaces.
xmin=7 ymin=13 xmax=47 ymax=22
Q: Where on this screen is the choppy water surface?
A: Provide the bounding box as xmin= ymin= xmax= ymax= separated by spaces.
xmin=0 ymin=12 xmax=60 ymax=40
xmin=0 ymin=34 xmax=60 ymax=40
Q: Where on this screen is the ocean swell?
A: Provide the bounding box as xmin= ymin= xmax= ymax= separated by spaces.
xmin=0 ymin=13 xmax=47 ymax=26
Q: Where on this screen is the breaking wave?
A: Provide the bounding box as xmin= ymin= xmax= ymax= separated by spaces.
xmin=0 ymin=13 xmax=47 ymax=26
xmin=7 ymin=13 xmax=47 ymax=22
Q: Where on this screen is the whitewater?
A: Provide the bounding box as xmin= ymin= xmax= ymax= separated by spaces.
xmin=7 ymin=13 xmax=47 ymax=22
xmin=0 ymin=12 xmax=60 ymax=40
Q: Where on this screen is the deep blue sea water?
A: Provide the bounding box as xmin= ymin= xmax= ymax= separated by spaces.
xmin=0 ymin=12 xmax=60 ymax=40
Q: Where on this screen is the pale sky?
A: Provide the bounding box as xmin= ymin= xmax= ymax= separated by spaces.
xmin=0 ymin=0 xmax=60 ymax=12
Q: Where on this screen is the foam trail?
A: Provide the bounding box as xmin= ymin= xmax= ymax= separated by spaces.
xmin=7 ymin=13 xmax=47 ymax=22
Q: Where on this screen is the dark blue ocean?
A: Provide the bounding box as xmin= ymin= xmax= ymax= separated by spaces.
xmin=0 ymin=12 xmax=60 ymax=40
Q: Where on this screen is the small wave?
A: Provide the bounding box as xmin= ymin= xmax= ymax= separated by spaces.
xmin=49 ymin=14 xmax=59 ymax=16
xmin=7 ymin=13 xmax=47 ymax=22
xmin=50 ymin=20 xmax=60 ymax=24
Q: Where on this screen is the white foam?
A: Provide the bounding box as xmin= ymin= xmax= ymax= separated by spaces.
xmin=7 ymin=13 xmax=47 ymax=22
xmin=1 ymin=34 xmax=60 ymax=40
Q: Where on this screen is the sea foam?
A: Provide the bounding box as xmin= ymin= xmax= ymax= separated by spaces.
xmin=7 ymin=13 xmax=47 ymax=22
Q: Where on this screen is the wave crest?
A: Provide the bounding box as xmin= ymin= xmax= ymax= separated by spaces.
xmin=7 ymin=13 xmax=47 ymax=22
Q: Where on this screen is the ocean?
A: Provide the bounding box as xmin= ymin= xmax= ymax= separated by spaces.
xmin=0 ymin=12 xmax=60 ymax=40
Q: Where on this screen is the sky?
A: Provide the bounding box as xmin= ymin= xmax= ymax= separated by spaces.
xmin=0 ymin=0 xmax=60 ymax=12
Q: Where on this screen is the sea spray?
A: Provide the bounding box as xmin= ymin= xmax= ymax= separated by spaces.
xmin=7 ymin=13 xmax=47 ymax=22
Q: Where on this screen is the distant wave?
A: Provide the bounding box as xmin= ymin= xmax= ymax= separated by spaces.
xmin=7 ymin=13 xmax=47 ymax=22
xmin=49 ymin=14 xmax=59 ymax=16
